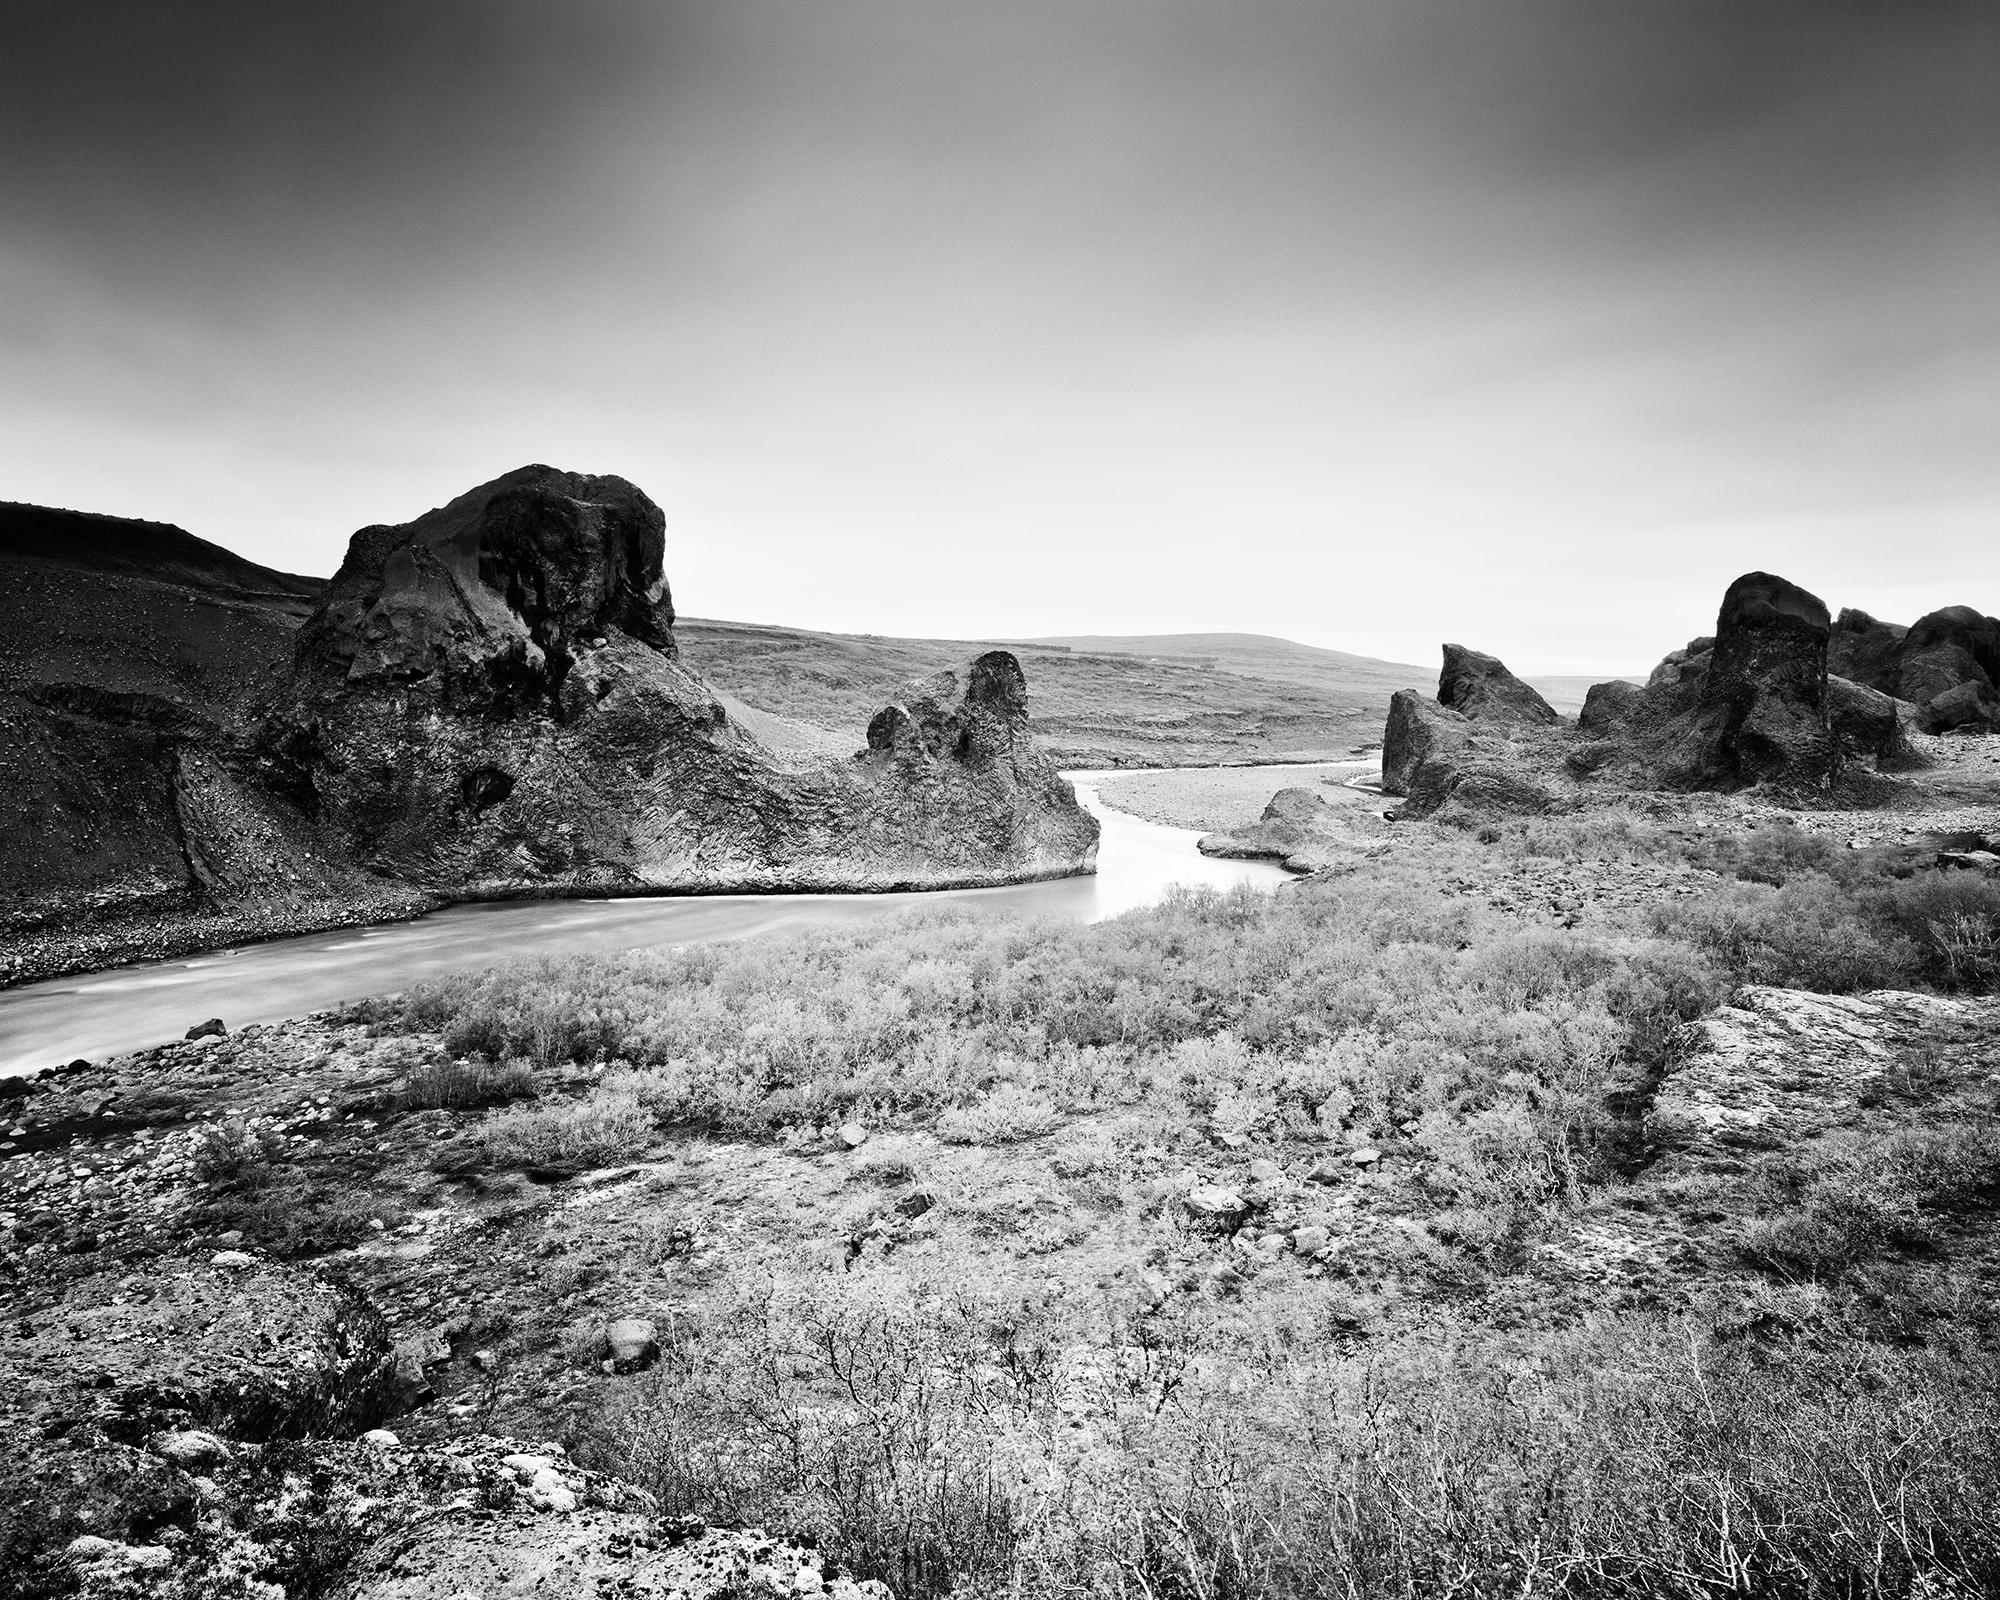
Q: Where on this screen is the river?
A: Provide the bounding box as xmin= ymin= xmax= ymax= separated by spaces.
xmin=0 ymin=774 xmax=1294 ymax=1076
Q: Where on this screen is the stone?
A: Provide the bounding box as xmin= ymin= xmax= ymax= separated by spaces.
xmin=603 ymin=1317 xmax=659 ymax=1374
xmin=361 ymin=1428 xmax=401 ymax=1449
xmin=1649 ymin=572 xmax=1841 ymax=792
xmin=1825 ymin=675 xmax=1925 ymax=771
xmin=184 ymin=1018 xmax=226 ymax=1041
xmin=1198 ymin=787 xmax=1334 ymax=863
xmin=1290 ymin=1225 xmax=1331 ymax=1256
xmin=838 ymin=1122 xmax=868 ymax=1150
xmin=1184 ymin=1184 xmax=1248 ymax=1220
xmin=151 ymin=1429 xmax=229 ymax=1469
xmin=1920 ymin=678 xmax=2000 ymax=735
xmin=1898 ymin=606 xmax=2000 ymax=725
xmin=1247 ymin=1158 xmax=1284 ymax=1184
xmin=1578 ymin=679 xmax=1642 ymax=734
xmin=1436 ymin=644 xmax=1559 ymax=726
xmin=210 ymin=1249 xmax=256 ymax=1267
xmin=1826 ymin=608 xmax=1907 ymax=692
xmin=1380 ymin=690 xmax=1469 ymax=798
xmin=1350 ymin=1147 xmax=1382 ymax=1167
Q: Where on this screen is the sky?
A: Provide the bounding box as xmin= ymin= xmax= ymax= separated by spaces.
xmin=2 ymin=2 xmax=1996 ymax=673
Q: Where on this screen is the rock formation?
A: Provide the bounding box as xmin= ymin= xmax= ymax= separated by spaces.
xmin=271 ymin=465 xmax=1097 ymax=894
xmin=1825 ymin=602 xmax=2000 ymax=734
xmin=1668 ymin=571 xmax=1841 ymax=790
xmin=1380 ymin=644 xmax=1564 ymax=817
xmin=1 ymin=468 xmax=1097 ymax=979
xmin=1437 ymin=643 xmax=1560 ymax=726
xmin=1382 ymin=569 xmax=1988 ymax=817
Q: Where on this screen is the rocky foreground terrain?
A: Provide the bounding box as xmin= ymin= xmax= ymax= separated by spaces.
xmin=0 ymin=471 xmax=1096 ymax=984
xmin=5 ymin=706 xmax=1997 ymax=1593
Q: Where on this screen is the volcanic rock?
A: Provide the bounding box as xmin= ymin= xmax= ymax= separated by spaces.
xmin=272 ymin=466 xmax=1097 ymax=894
xmin=1381 ymin=690 xmax=1470 ymax=798
xmin=1825 ymin=675 xmax=1926 ymax=771
xmin=1437 ymin=643 xmax=1559 ymax=726
xmin=1897 ymin=606 xmax=2000 ymax=732
xmin=1650 ymin=572 xmax=1841 ymax=792
xmin=1578 ymin=679 xmax=1643 ymax=735
xmin=1197 ymin=787 xmax=1332 ymax=863
xmin=1826 ymin=608 xmax=1906 ymax=693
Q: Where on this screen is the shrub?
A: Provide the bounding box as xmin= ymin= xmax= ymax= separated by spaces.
xmin=937 ymin=1084 xmax=1063 ymax=1145
xmin=395 ymin=1058 xmax=537 ymax=1111
xmin=1743 ymin=1121 xmax=2000 ymax=1279
xmin=482 ymin=1085 xmax=654 ymax=1168
xmin=570 ymin=1273 xmax=2000 ymax=1600
xmin=190 ymin=1118 xmax=290 ymax=1189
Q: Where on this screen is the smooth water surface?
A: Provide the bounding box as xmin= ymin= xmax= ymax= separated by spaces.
xmin=0 ymin=775 xmax=1291 ymax=1074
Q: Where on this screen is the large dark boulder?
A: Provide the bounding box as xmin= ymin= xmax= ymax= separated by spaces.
xmin=1826 ymin=675 xmax=1926 ymax=771
xmin=1381 ymin=690 xmax=1469 ymax=798
xmin=1897 ymin=605 xmax=2000 ymax=732
xmin=1659 ymin=572 xmax=1841 ymax=792
xmin=1578 ymin=679 xmax=1643 ymax=734
xmin=1437 ymin=644 xmax=1559 ymax=726
xmin=1380 ymin=688 xmax=1553 ymax=816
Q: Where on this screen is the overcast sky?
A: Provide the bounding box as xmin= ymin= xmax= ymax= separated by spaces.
xmin=3 ymin=2 xmax=1995 ymax=672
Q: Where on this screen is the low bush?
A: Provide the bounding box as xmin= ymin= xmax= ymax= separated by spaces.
xmin=481 ymin=1083 xmax=654 ymax=1168
xmin=1742 ymin=1121 xmax=2000 ymax=1278
xmin=571 ymin=1270 xmax=2000 ymax=1600
xmin=395 ymin=1058 xmax=537 ymax=1111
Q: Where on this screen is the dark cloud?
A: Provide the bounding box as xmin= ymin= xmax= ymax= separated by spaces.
xmin=1 ymin=2 xmax=1995 ymax=668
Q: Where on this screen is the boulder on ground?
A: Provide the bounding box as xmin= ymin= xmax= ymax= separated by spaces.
xmin=1381 ymin=690 xmax=1470 ymax=798
xmin=1578 ymin=679 xmax=1643 ymax=734
xmin=1825 ymin=675 xmax=1926 ymax=771
xmin=1920 ymin=677 xmax=2000 ymax=735
xmin=1197 ymin=787 xmax=1332 ymax=864
xmin=1436 ymin=644 xmax=1559 ymax=726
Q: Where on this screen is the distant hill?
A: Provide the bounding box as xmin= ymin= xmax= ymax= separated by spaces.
xmin=677 ymin=620 xmax=1436 ymax=766
xmin=1525 ymin=673 xmax=1646 ymax=716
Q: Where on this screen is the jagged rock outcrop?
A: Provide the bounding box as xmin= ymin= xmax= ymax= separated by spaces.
xmin=1380 ymin=689 xmax=1554 ymax=816
xmin=1668 ymin=571 xmax=1841 ymax=790
xmin=1385 ymin=570 xmax=1986 ymax=817
xmin=272 ymin=465 xmax=1097 ymax=893
xmin=1437 ymin=643 xmax=1560 ymax=726
xmin=1380 ymin=689 xmax=1468 ymax=798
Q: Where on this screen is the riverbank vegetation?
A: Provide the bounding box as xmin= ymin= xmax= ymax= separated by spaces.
xmin=329 ymin=812 xmax=2000 ymax=1598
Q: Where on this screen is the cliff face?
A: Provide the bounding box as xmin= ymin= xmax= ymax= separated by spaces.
xmin=269 ymin=465 xmax=1097 ymax=895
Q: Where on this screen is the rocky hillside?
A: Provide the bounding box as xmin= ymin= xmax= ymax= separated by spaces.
xmin=0 ymin=471 xmax=1097 ymax=983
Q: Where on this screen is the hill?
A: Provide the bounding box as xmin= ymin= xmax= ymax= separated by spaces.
xmin=678 ymin=621 xmax=1436 ymax=766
